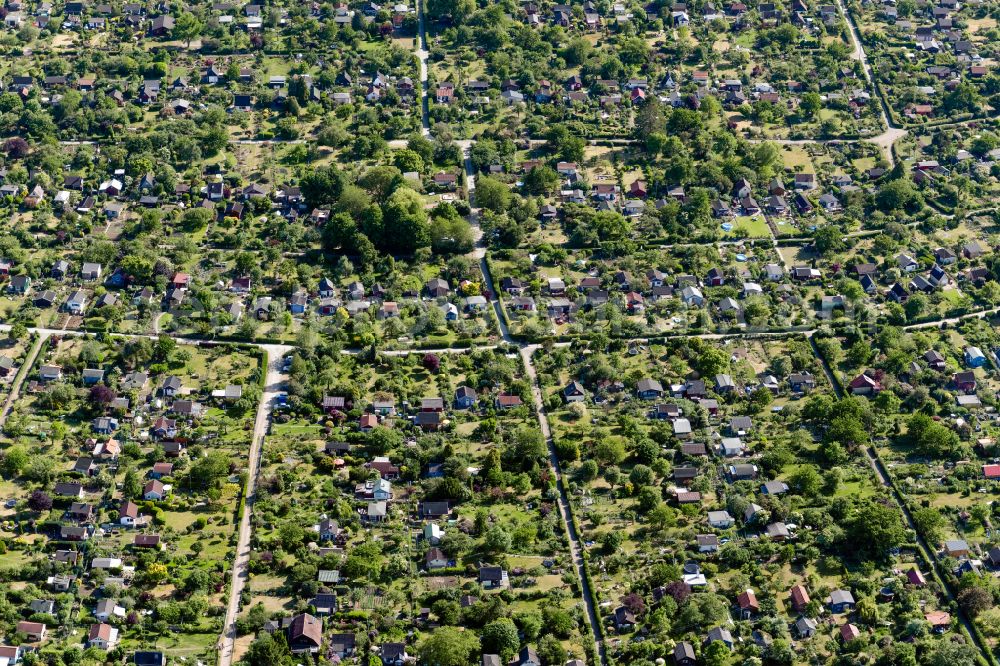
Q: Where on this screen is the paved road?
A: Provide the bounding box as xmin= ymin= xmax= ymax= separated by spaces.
xmin=746 ymin=132 xmax=903 ymax=158
xmin=59 ymin=139 xmax=307 ymax=146
xmin=836 ymin=0 xmax=879 ymax=100
xmin=480 ymin=257 xmax=512 ymax=342
xmin=741 ymin=0 xmax=908 ymax=163
xmin=398 ymin=0 xmax=598 ymax=658
xmin=233 ymin=139 xmax=306 ymax=145
xmin=461 ymin=152 xmax=604 ymax=662
xmin=48 ymin=8 xmax=990 ymax=663
xmin=218 ymin=344 xmax=290 ymax=666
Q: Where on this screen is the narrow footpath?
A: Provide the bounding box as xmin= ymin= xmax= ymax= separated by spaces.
xmin=522 ymin=344 xmax=608 ymax=666
xmin=810 ymin=334 xmax=992 ymax=665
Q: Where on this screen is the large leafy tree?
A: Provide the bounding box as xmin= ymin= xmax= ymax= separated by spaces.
xmin=240 ymin=633 xmax=292 ymax=666
xmin=876 ymin=178 xmax=923 ymax=213
xmin=122 ymin=468 xmax=142 ymax=500
xmin=475 ymin=176 xmax=512 ymax=213
xmin=545 ymin=125 xmax=585 ymax=163
xmin=523 ymin=165 xmax=559 ymax=195
xmin=173 ymin=12 xmax=203 ymax=47
xmin=800 ymin=92 xmax=822 ymax=120
xmin=429 ymin=204 xmax=473 ymax=255
xmin=419 ymin=627 xmax=480 ymax=666
xmin=301 ymin=166 xmax=345 ymax=210
xmin=0 ymin=445 xmax=27 ymax=477
xmin=381 ymin=187 xmax=430 ymax=254
xmin=907 ymin=413 xmax=961 ymax=458
xmin=358 ymin=166 xmax=404 ymax=203
xmin=426 ymin=0 xmax=475 ymax=21
xmin=847 ymin=500 xmax=906 ymax=560
xmin=28 ymin=490 xmax=52 ymax=511
xmin=481 ymin=618 xmax=520 ymax=660
xmin=924 ymin=640 xmax=979 ymax=666
xmin=943 ymin=82 xmax=982 ymax=114
xmin=187 ymin=451 xmax=231 ymax=490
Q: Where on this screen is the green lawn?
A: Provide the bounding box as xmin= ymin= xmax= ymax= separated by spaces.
xmin=939 ymin=289 xmax=967 ymax=305
xmin=724 ymin=215 xmax=771 ymax=239
xmin=270 ymin=422 xmax=323 ymax=438
xmin=154 ymin=629 xmax=219 ymax=656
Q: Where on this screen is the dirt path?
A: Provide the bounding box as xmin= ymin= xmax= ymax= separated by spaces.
xmin=415 ymin=0 xmax=430 ymax=136
xmin=521 ymin=345 xmax=608 ymax=666
xmin=3 ymin=296 xmax=996 ymax=666
xmin=218 ymin=344 xmax=290 ymax=666
xmin=0 ymin=333 xmax=46 ymax=429
xmin=810 ymin=332 xmax=993 ymax=666
xmin=861 ymin=446 xmax=990 ymax=660
xmin=833 ymin=0 xmax=907 ymax=163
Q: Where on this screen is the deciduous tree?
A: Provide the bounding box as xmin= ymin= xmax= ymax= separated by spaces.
xmin=419 ymin=627 xmax=480 ymax=666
